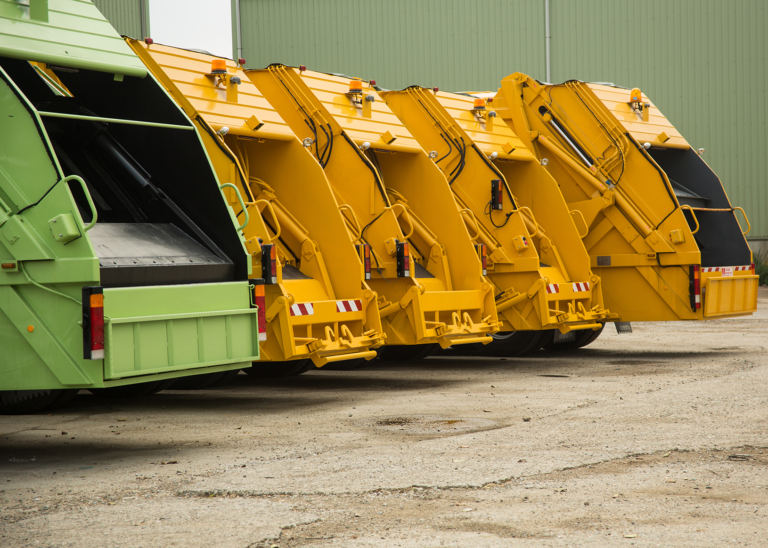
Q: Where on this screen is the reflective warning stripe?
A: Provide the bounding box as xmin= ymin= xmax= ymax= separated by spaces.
xmin=290 ymin=303 xmax=314 ymax=316
xmin=546 ymin=284 xmax=559 ymax=294
xmin=572 ymin=282 xmax=590 ymax=292
xmin=701 ymin=265 xmax=751 ymax=273
xmin=336 ymin=299 xmax=362 ymax=313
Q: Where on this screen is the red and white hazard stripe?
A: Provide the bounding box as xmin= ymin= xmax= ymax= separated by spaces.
xmin=336 ymin=299 xmax=362 ymax=313
xmin=546 ymin=284 xmax=560 ymax=294
xmin=290 ymin=302 xmax=314 ymax=316
xmin=701 ymin=265 xmax=751 ymax=273
xmin=572 ymin=282 xmax=590 ymax=292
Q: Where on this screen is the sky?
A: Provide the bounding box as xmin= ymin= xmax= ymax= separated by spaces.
xmin=149 ymin=0 xmax=233 ymax=59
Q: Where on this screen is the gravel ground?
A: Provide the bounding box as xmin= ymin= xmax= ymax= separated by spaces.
xmin=1 ymin=287 xmax=766 ymax=548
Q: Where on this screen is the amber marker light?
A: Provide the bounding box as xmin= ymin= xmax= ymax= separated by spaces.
xmin=210 ymin=59 xmax=227 ymax=74
xmin=349 ymin=79 xmax=363 ymax=93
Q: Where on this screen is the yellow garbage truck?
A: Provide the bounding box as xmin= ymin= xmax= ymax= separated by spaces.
xmin=382 ymin=87 xmax=614 ymax=353
xmin=128 ymin=42 xmax=385 ymax=373
xmin=492 ymin=74 xmax=758 ymax=323
xmin=247 ymin=66 xmax=499 ymax=359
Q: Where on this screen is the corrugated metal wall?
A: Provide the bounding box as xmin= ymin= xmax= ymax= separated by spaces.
xmin=549 ymin=0 xmax=767 ymax=240
xmin=234 ymin=0 xmax=766 ymax=240
xmin=237 ymin=0 xmax=545 ymax=91
xmin=92 ymin=0 xmax=146 ymax=39
xmin=92 ymin=0 xmax=766 ymax=240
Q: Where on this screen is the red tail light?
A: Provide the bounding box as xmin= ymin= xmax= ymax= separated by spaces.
xmin=361 ymin=244 xmax=372 ymax=280
xmin=750 ymin=262 xmax=755 ymax=274
xmin=82 ymin=286 xmax=104 ymax=360
xmin=396 ymin=241 xmax=410 ymax=277
xmin=475 ymin=244 xmax=487 ymax=275
xmin=689 ymin=265 xmax=701 ymax=311
xmin=253 ymin=284 xmax=267 ymax=342
xmin=491 ymin=179 xmax=503 ymax=210
xmin=261 ymin=244 xmax=277 ymax=284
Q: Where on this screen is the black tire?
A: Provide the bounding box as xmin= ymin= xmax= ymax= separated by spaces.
xmin=318 ymin=358 xmax=368 ymax=371
xmin=479 ymin=331 xmax=547 ymax=357
xmin=146 ymin=379 xmax=178 ymax=394
xmin=49 ymin=389 xmax=79 ymax=409
xmin=377 ymin=344 xmax=439 ymax=361
xmin=88 ymin=380 xmax=166 ymax=398
xmin=207 ymin=369 xmax=242 ymax=387
xmin=540 ymin=325 xmax=604 ymax=351
xmin=575 ymin=324 xmax=605 ymax=348
xmin=243 ymin=359 xmax=312 ymax=378
xmin=0 ymin=390 xmax=65 ymax=415
xmin=169 ymin=372 xmax=226 ymax=390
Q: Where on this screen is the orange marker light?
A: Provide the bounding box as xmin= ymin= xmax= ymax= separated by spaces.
xmin=27 ymin=325 xmax=34 ymax=332
xmin=630 ymin=88 xmax=642 ymax=103
xmin=349 ymin=79 xmax=363 ymax=93
xmin=211 ymin=59 xmax=227 ymax=74
xmin=473 ymin=98 xmax=486 ymax=110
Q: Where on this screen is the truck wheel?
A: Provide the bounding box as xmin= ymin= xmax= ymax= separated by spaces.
xmin=88 ymin=381 xmax=166 ymax=398
xmin=0 ymin=390 xmax=62 ymax=415
xmin=243 ymin=359 xmax=312 ymax=378
xmin=540 ymin=325 xmax=604 ymax=351
xmin=575 ymin=324 xmax=605 ymax=348
xmin=169 ymin=373 xmax=227 ymax=390
xmin=207 ymin=369 xmax=242 ymax=387
xmin=377 ymin=344 xmax=438 ymax=361
xmin=319 ymin=358 xmax=368 ymax=371
xmin=49 ymin=389 xmax=79 ymax=409
xmin=480 ymin=331 xmax=546 ymax=357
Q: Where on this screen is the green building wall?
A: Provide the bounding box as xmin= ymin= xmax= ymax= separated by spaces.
xmin=92 ymin=0 xmax=768 ymax=244
xmin=92 ymin=0 xmax=148 ymax=39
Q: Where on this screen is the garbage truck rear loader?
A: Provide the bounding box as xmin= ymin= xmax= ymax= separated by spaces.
xmin=247 ymin=67 xmax=499 ymax=358
xmin=382 ymin=88 xmax=612 ymax=354
xmin=493 ymin=74 xmax=758 ymax=322
xmin=128 ymin=43 xmax=384 ymax=373
xmin=0 ymin=1 xmax=259 ymax=413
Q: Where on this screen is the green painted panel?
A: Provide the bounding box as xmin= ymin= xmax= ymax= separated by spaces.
xmin=0 ymin=69 xmax=60 ymax=213
xmin=0 ymin=0 xmax=147 ymax=77
xmin=547 ymin=0 xmax=767 ymax=239
xmin=238 ymin=0 xmax=545 ymax=92
xmin=102 ymin=282 xmax=259 ymax=379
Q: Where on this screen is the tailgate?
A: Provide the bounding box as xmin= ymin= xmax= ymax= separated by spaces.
xmin=703 ymin=275 xmax=759 ymax=318
xmin=102 ymin=282 xmax=258 ymax=380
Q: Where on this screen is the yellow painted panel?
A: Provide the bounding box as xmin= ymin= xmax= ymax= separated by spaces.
xmin=703 ymin=276 xmax=759 ymax=318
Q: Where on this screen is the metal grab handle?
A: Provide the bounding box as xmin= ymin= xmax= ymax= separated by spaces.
xmin=249 ymin=199 xmax=282 ymax=240
xmin=518 ymin=206 xmax=539 ymax=238
xmin=220 ymin=183 xmax=249 ymax=231
xmin=63 ymin=175 xmax=98 ymax=231
xmin=338 ymin=204 xmax=362 ymax=242
xmin=733 ymin=206 xmax=751 ymax=235
xmin=389 ymin=203 xmax=415 ymax=240
xmin=679 ymin=205 xmax=700 ymax=234
xmin=459 ymin=208 xmax=481 ymax=242
xmin=570 ymin=209 xmax=589 ymax=238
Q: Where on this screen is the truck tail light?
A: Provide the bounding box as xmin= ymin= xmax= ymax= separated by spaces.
xmin=689 ymin=265 xmax=701 ymax=311
xmin=396 ymin=241 xmax=410 ymax=277
xmin=475 ymin=244 xmax=487 ymax=275
xmin=253 ymin=283 xmax=267 ymax=341
xmin=82 ymin=286 xmax=104 ymax=360
xmin=357 ymin=243 xmax=372 ymax=280
xmin=750 ymin=262 xmax=755 ymax=274
xmin=261 ymin=244 xmax=277 ymax=284
xmin=491 ymin=179 xmax=503 ymax=210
